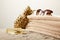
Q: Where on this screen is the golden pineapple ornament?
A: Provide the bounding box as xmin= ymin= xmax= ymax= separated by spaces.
xmin=14 ymin=6 xmax=34 ymax=29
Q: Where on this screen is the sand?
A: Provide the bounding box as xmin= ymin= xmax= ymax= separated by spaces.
xmin=0 ymin=30 xmax=60 ymax=40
